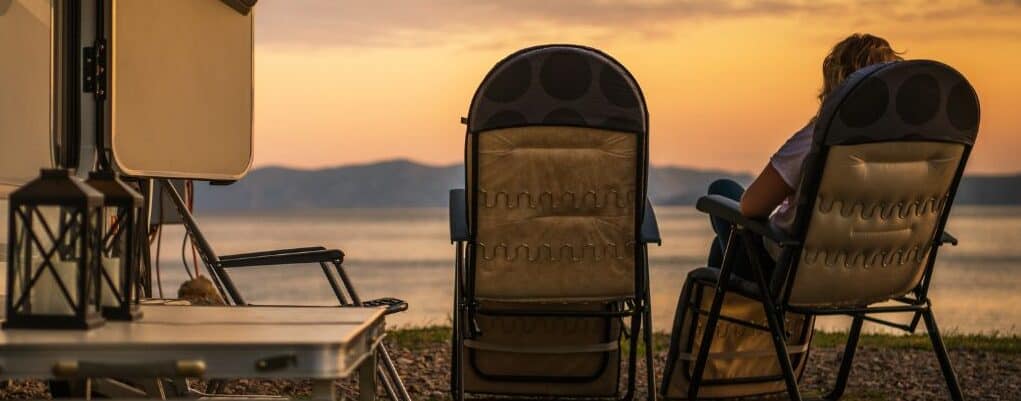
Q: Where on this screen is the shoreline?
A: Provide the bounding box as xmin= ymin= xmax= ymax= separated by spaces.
xmin=2 ymin=328 xmax=1017 ymax=400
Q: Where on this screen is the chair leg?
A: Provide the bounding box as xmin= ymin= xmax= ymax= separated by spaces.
xmin=922 ymin=307 xmax=965 ymax=401
xmin=642 ymin=300 xmax=657 ymax=401
xmin=760 ymin=301 xmax=803 ymax=401
xmin=453 ymin=244 xmax=468 ymax=401
xmin=687 ymin=278 xmax=727 ymax=400
xmin=688 ymin=230 xmax=740 ymax=400
xmin=377 ymin=346 xmax=412 ymax=401
xmin=824 ymin=314 xmax=863 ymax=400
xmin=622 ymin=311 xmax=642 ymax=401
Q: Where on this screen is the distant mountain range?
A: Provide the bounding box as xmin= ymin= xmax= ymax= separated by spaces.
xmin=193 ymin=159 xmax=1021 ymax=211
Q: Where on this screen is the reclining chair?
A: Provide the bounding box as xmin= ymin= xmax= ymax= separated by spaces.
xmin=156 ymin=180 xmax=411 ymax=401
xmin=449 ymin=44 xmax=661 ymax=401
xmin=662 ymin=60 xmax=979 ymax=400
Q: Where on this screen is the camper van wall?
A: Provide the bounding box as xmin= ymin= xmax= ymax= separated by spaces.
xmin=0 ymin=0 xmax=56 ymax=190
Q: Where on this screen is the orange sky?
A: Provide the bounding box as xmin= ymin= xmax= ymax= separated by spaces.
xmin=251 ymin=0 xmax=1021 ymax=175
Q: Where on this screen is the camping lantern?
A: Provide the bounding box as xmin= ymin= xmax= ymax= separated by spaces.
xmin=86 ymin=171 xmax=143 ymax=321
xmin=3 ymin=169 xmax=106 ymax=330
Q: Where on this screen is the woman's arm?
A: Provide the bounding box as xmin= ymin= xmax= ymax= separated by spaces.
xmin=740 ymin=164 xmax=794 ymax=218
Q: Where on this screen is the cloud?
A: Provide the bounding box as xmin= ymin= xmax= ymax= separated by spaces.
xmin=254 ymin=0 xmax=843 ymax=48
xmin=253 ymin=0 xmax=1021 ymax=49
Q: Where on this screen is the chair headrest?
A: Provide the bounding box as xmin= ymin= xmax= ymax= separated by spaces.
xmin=468 ymin=44 xmax=647 ymax=135
xmin=815 ymin=60 xmax=979 ymax=147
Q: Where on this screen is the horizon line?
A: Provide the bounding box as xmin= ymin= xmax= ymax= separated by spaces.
xmin=248 ymin=158 xmax=1021 ymax=178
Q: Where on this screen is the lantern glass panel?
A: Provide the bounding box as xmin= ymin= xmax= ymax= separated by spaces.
xmin=100 ymin=206 xmax=129 ymax=307
xmin=8 ymin=205 xmax=98 ymax=316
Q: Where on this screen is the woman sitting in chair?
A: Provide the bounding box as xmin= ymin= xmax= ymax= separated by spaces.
xmin=707 ymin=33 xmax=903 ymax=279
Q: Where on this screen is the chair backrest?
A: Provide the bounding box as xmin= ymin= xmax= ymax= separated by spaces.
xmin=465 ymin=45 xmax=649 ymax=302
xmin=779 ymin=60 xmax=979 ymax=307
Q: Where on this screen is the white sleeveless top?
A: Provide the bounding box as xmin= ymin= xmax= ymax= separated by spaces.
xmin=763 ymin=121 xmax=814 ymax=260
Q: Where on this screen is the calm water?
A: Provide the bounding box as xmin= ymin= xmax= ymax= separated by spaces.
xmin=149 ymin=206 xmax=1021 ymax=334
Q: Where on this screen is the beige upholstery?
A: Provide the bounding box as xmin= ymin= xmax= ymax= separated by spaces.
xmin=108 ymin=0 xmax=253 ymax=180
xmin=463 ymin=125 xmax=639 ymax=395
xmin=0 ymin=0 xmax=53 ymax=193
xmin=472 ymin=126 xmax=638 ymax=301
xmin=665 ymin=281 xmax=813 ymax=400
xmin=789 ymin=141 xmax=965 ymax=307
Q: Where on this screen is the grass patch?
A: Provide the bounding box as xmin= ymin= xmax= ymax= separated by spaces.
xmin=386 ymin=326 xmax=451 ymax=350
xmin=812 ymin=330 xmax=1021 ymax=354
xmin=388 ymin=326 xmax=1021 ymax=354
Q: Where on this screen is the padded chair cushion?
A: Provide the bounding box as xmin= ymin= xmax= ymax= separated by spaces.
xmin=788 ymin=141 xmax=964 ymax=307
xmin=472 ymin=126 xmax=638 ymax=301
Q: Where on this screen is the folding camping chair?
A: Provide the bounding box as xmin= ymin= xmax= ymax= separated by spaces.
xmin=662 ymin=60 xmax=979 ymax=401
xmin=449 ymin=44 xmax=661 ymax=401
xmin=155 ymin=180 xmax=412 ymax=401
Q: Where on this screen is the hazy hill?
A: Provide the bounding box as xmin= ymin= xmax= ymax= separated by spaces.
xmin=194 ymin=159 xmax=1019 ymax=210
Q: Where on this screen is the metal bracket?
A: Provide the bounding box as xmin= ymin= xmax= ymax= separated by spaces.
xmin=83 ymin=40 xmax=107 ymax=100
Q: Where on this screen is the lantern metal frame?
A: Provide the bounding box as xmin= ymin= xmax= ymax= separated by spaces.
xmin=86 ymin=170 xmax=143 ymax=321
xmin=4 ymin=169 xmax=106 ymax=330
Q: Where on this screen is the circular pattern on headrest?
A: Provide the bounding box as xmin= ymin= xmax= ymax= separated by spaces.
xmin=483 ymin=110 xmax=527 ymax=128
xmin=946 ymin=81 xmax=979 ymax=131
xmin=896 ymin=74 xmax=941 ymax=125
xmin=543 ymin=108 xmax=586 ymax=125
xmin=599 ymin=65 xmax=638 ymax=108
xmin=839 ymin=77 xmax=888 ymax=128
xmin=540 ymin=50 xmax=592 ymax=100
xmin=483 ymin=58 xmax=532 ymax=103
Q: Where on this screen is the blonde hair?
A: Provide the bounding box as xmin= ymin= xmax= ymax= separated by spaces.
xmin=820 ymin=33 xmax=903 ymax=102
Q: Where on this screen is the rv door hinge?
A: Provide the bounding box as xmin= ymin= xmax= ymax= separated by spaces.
xmin=83 ymin=40 xmax=107 ymax=100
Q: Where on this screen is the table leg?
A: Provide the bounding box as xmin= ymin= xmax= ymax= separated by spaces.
xmin=310 ymin=379 xmax=336 ymax=401
xmin=359 ymin=350 xmax=378 ymax=401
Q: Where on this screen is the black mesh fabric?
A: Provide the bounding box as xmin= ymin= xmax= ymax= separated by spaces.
xmin=468 ymin=45 xmax=647 ymax=134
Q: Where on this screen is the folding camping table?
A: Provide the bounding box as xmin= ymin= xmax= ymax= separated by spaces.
xmin=0 ymin=304 xmax=386 ymax=401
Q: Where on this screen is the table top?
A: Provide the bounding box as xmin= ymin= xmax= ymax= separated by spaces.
xmin=0 ymin=304 xmax=387 ymax=379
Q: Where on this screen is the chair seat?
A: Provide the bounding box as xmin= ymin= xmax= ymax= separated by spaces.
xmin=688 ymin=267 xmax=764 ymax=300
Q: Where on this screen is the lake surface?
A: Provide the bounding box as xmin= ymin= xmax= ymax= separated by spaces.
xmin=150 ymin=206 xmax=1021 ymax=334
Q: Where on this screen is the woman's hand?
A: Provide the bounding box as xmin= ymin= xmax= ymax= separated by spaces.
xmin=740 ymin=164 xmax=794 ymax=218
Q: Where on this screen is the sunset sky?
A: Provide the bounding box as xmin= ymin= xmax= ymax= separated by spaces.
xmin=251 ymin=0 xmax=1021 ymax=175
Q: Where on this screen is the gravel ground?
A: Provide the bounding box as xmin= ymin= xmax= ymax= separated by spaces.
xmin=2 ymin=339 xmax=1018 ymax=400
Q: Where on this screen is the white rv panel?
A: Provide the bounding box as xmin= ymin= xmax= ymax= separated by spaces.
xmin=108 ymin=0 xmax=253 ymax=181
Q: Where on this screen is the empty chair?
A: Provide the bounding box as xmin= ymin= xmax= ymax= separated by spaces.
xmin=449 ymin=44 xmax=661 ymax=401
xmin=662 ymin=60 xmax=979 ymax=400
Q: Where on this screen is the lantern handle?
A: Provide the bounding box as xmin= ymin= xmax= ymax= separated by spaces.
xmin=52 ymin=360 xmax=206 ymax=378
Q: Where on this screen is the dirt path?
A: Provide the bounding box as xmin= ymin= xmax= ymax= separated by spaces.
xmin=2 ymin=340 xmax=1018 ymax=400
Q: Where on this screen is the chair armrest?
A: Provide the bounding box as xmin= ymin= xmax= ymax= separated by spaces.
xmin=940 ymin=231 xmax=958 ymax=246
xmin=695 ymin=195 xmax=798 ymax=247
xmin=640 ymin=199 xmax=661 ymax=245
xmin=449 ymin=188 xmax=469 ymax=243
xmin=220 ymin=247 xmax=327 ymax=261
xmin=219 ymin=249 xmax=345 ymax=268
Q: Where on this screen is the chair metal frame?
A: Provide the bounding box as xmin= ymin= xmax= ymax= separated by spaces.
xmin=154 ymin=179 xmax=412 ymax=401
xmin=684 ymin=61 xmax=974 ymax=401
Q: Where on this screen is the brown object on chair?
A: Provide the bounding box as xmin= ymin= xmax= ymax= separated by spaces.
xmin=178 ymin=276 xmax=226 ymax=306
